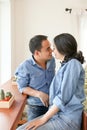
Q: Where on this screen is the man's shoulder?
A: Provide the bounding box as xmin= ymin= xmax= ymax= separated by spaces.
xmin=17 ymin=58 xmax=33 ymax=69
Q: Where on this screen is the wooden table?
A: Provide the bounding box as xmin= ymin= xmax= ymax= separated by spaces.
xmin=82 ymin=111 xmax=87 ymax=130
xmin=0 ymin=79 xmax=27 ymax=130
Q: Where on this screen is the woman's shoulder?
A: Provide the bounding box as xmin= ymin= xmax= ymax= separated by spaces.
xmin=67 ymin=59 xmax=84 ymax=72
xmin=68 ymin=58 xmax=81 ymax=66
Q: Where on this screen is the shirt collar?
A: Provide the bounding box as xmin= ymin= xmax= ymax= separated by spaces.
xmin=31 ymin=55 xmax=53 ymax=69
xmin=61 ymin=58 xmax=73 ymax=66
xmin=31 ymin=55 xmax=37 ymax=65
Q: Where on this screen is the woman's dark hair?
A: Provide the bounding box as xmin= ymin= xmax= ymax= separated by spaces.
xmin=54 ymin=33 xmax=85 ymax=64
xmin=29 ymin=35 xmax=47 ymax=54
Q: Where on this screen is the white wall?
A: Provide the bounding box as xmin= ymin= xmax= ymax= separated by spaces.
xmin=11 ymin=0 xmax=87 ymax=75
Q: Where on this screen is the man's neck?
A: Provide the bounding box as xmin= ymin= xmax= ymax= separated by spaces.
xmin=33 ymin=56 xmax=47 ymax=69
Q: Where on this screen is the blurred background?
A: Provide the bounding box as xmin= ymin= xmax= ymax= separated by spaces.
xmin=0 ymin=0 xmax=87 ymax=84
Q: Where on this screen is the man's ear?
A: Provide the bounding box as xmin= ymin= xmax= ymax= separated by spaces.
xmin=34 ymin=50 xmax=40 ymax=56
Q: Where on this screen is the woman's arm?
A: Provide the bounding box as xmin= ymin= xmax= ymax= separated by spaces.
xmin=26 ymin=104 xmax=59 ymax=130
xmin=42 ymin=104 xmax=59 ymax=121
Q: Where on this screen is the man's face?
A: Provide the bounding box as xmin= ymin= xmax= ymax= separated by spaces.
xmin=38 ymin=40 xmax=53 ymax=61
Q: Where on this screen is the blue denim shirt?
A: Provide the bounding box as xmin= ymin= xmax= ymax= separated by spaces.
xmin=15 ymin=56 xmax=55 ymax=106
xmin=49 ymin=59 xmax=85 ymax=127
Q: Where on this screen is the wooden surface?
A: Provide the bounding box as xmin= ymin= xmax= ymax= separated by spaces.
xmin=82 ymin=111 xmax=87 ymax=130
xmin=0 ymin=79 xmax=87 ymax=130
xmin=0 ymin=79 xmax=27 ymax=130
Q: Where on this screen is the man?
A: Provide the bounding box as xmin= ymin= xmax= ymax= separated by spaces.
xmin=15 ymin=35 xmax=55 ymax=121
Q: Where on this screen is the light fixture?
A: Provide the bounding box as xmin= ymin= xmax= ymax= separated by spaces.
xmin=65 ymin=8 xmax=72 ymax=13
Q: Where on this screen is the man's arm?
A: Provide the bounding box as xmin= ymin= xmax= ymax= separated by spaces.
xmin=23 ymin=87 xmax=49 ymax=107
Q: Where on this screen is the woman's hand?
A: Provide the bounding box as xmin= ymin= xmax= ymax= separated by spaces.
xmin=25 ymin=105 xmax=59 ymax=130
xmin=25 ymin=117 xmax=46 ymax=130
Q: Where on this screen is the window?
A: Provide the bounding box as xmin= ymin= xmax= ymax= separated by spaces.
xmin=0 ymin=0 xmax=11 ymax=85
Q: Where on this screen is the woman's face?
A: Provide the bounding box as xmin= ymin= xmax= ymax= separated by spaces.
xmin=53 ymin=44 xmax=65 ymax=61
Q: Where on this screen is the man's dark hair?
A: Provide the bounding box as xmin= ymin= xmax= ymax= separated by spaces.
xmin=29 ymin=35 xmax=47 ymax=54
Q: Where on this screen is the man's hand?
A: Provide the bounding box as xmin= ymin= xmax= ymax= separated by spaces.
xmin=37 ymin=91 xmax=49 ymax=107
xmin=23 ymin=87 xmax=49 ymax=107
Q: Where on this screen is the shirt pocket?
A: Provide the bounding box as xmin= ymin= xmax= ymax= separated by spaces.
xmin=29 ymin=72 xmax=45 ymax=87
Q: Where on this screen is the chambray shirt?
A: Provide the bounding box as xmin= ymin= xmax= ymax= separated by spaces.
xmin=49 ymin=59 xmax=85 ymax=127
xmin=15 ymin=56 xmax=55 ymax=106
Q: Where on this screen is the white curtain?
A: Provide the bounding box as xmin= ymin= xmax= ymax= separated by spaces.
xmin=0 ymin=0 xmax=11 ymax=85
xmin=79 ymin=15 xmax=87 ymax=63
xmin=70 ymin=9 xmax=87 ymax=64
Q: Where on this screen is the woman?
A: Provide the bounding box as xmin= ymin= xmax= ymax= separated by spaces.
xmin=17 ymin=33 xmax=85 ymax=130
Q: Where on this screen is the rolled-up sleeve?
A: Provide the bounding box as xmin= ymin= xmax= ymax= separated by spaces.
xmin=15 ymin=63 xmax=30 ymax=93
